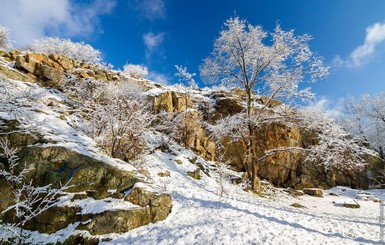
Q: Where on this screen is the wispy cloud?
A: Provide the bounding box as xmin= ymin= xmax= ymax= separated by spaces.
xmin=132 ymin=0 xmax=166 ymax=21
xmin=148 ymin=71 xmax=169 ymax=84
xmin=0 ymin=0 xmax=116 ymax=46
xmin=143 ymin=32 xmax=165 ymax=61
xmin=143 ymin=32 xmax=165 ymax=51
xmin=334 ymin=21 xmax=385 ymax=68
xmin=305 ymin=97 xmax=341 ymax=118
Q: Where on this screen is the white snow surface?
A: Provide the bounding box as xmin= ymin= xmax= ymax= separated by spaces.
xmin=59 ymin=197 xmax=139 ymax=215
xmin=95 ymin=144 xmax=384 ymax=245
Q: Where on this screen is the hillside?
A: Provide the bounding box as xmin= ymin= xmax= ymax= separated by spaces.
xmin=0 ymin=50 xmax=384 ymax=244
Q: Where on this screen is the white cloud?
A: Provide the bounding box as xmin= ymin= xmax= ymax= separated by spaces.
xmin=0 ymin=0 xmax=116 ymax=46
xmin=148 ymin=71 xmax=169 ymax=84
xmin=143 ymin=32 xmax=165 ymax=61
xmin=349 ymin=22 xmax=385 ymax=67
xmin=305 ymin=97 xmax=341 ymax=118
xmin=143 ymin=32 xmax=165 ymax=51
xmin=132 ymin=0 xmax=166 ymax=21
xmin=331 ymin=55 xmax=345 ymax=68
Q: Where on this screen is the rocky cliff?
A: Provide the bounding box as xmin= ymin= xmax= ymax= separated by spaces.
xmin=146 ymin=77 xmax=384 ymax=190
xmin=1 ymin=49 xmax=384 ymax=196
xmin=0 ymin=50 xmax=172 ymax=240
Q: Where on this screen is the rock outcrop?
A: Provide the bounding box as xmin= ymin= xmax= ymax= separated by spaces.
xmin=0 ymin=110 xmax=172 ymax=236
xmin=0 ymin=138 xmax=172 ymax=235
xmin=0 ymin=50 xmax=119 ymax=87
xmin=1 ymin=50 xmax=384 ymax=192
xmin=149 ymin=87 xmax=384 ymax=189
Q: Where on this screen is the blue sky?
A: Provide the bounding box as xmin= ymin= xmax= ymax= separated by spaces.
xmin=1 ymin=0 xmax=385 ymax=104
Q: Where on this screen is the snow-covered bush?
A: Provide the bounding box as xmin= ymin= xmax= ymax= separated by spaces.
xmin=29 ymin=37 xmax=102 ymax=63
xmin=123 ymin=64 xmax=148 ymax=78
xmin=0 ymin=25 xmax=11 ymax=50
xmin=70 ymin=80 xmax=152 ymax=160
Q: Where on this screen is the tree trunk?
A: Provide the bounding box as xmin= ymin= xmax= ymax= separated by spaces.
xmin=246 ymin=88 xmax=252 ymax=117
xmin=378 ymin=146 xmax=384 ymax=161
xmin=245 ymin=87 xmax=261 ymax=192
xmin=250 ymin=136 xmax=261 ymax=193
xmin=251 ymin=161 xmax=261 ymax=193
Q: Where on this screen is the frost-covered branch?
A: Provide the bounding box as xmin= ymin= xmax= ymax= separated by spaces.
xmin=0 ymin=139 xmax=71 ymax=243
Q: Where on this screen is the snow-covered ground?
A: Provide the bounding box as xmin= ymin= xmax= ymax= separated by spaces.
xmin=95 ymin=143 xmax=384 ymax=245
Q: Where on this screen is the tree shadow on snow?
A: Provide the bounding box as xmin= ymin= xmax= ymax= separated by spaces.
xmin=171 ymin=193 xmax=382 ymax=244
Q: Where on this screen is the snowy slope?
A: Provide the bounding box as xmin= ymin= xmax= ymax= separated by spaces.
xmin=1 ymin=68 xmax=384 ymax=244
xmin=92 ymin=141 xmax=384 ymax=245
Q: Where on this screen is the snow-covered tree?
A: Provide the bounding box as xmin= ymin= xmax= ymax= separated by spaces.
xmin=0 ymin=139 xmax=70 ymax=244
xmin=29 ymin=37 xmax=102 ymax=63
xmin=340 ymin=94 xmax=385 ymax=160
xmin=123 ymin=64 xmax=148 ymax=79
xmin=201 ymin=16 xmax=328 ymax=192
xmin=0 ymin=25 xmax=11 ymax=50
xmin=200 ymin=16 xmax=328 ymax=113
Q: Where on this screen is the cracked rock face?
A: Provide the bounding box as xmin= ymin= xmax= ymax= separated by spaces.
xmin=0 ymin=130 xmax=172 ymax=235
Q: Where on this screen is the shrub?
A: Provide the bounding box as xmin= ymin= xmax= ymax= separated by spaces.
xmin=123 ymin=64 xmax=148 ymax=78
xmin=30 ymin=37 xmax=102 ymax=63
xmin=0 ymin=25 xmax=11 ymax=50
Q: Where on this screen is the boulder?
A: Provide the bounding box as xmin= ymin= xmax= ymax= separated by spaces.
xmin=343 ymin=200 xmax=360 ymax=209
xmin=150 ymin=193 xmax=172 ymax=222
xmin=0 ymin=64 xmax=35 ymax=82
xmin=19 ymin=146 xmax=139 ymax=199
xmin=286 ymin=188 xmax=305 ymax=196
xmin=290 ymin=203 xmax=306 ymax=208
xmin=158 ymin=170 xmax=171 ymax=177
xmin=303 ymin=188 xmax=323 ymax=197
xmin=49 ymin=54 xmax=75 ymax=70
xmin=79 ymin=188 xmax=172 ymax=235
xmin=0 ymin=49 xmax=21 ymax=62
xmin=35 ymin=63 xmax=67 ymax=88
xmin=206 ymin=91 xmax=244 ymax=122
xmin=79 ymin=208 xmax=152 ymax=235
xmin=125 ymin=187 xmax=155 ymax=207
xmin=15 ymin=54 xmax=38 ymax=74
xmin=187 ymin=168 xmax=201 ymax=180
xmin=172 ymin=92 xmax=190 ymax=112
xmin=24 ymin=206 xmax=84 ymax=234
